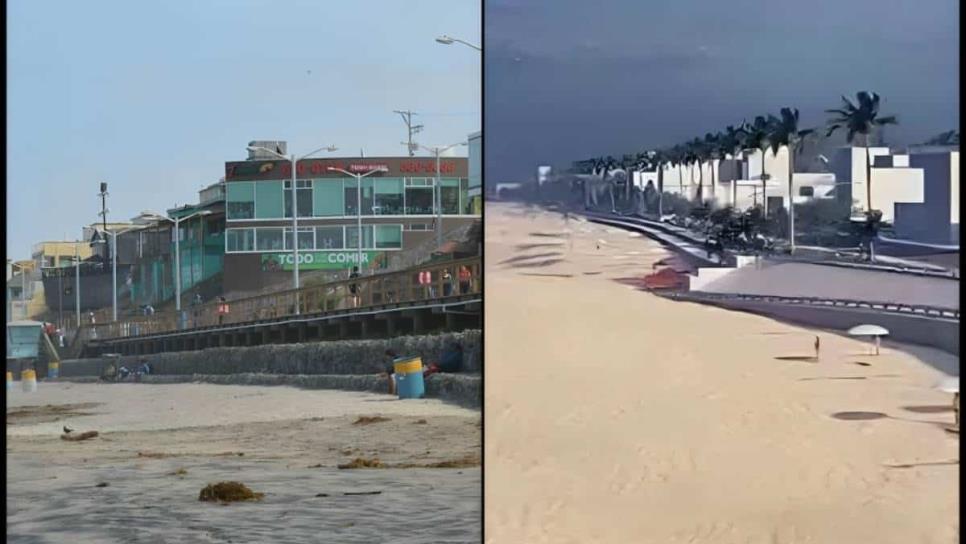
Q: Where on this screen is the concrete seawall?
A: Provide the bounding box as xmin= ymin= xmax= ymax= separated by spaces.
xmin=53 ymin=330 xmax=482 ymax=407
xmin=674 ymin=296 xmax=959 ymax=361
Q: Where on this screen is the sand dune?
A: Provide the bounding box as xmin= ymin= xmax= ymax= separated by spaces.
xmin=485 ymin=202 xmax=958 ymax=544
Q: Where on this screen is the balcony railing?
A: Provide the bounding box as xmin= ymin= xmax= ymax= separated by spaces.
xmin=78 ymin=256 xmax=481 ymax=342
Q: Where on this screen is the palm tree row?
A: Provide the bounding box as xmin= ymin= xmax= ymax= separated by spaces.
xmin=575 ymin=91 xmax=897 ymax=253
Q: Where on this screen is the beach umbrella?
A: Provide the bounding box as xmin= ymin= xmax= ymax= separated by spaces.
xmin=935 ymin=377 xmax=960 ymax=427
xmin=847 ymin=324 xmax=889 ymax=355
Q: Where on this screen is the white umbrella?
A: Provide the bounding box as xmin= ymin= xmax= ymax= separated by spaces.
xmin=848 ymin=324 xmax=889 ymax=355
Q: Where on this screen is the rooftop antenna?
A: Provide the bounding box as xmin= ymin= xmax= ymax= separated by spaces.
xmin=98 ymin=182 xmax=110 ymax=258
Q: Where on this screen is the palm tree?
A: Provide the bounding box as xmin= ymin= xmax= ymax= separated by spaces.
xmin=767 ymin=107 xmax=815 ymax=253
xmin=742 ymin=116 xmax=774 ymax=217
xmin=687 ymin=137 xmax=706 ymax=202
xmin=721 ymin=123 xmax=747 ymax=208
xmin=704 ymin=132 xmax=724 ymax=204
xmin=651 ymin=149 xmax=669 ymax=218
xmin=668 ymin=145 xmax=686 ymax=196
xmin=825 ymin=91 xmax=898 ymax=213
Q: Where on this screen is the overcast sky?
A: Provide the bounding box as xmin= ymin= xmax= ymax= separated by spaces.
xmin=484 ymin=0 xmax=959 ymax=183
xmin=7 ymin=0 xmax=480 ymax=260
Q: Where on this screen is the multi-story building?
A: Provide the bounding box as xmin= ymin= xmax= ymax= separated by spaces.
xmin=32 ymin=241 xmax=92 ymax=269
xmin=468 ymin=131 xmax=482 ymax=215
xmin=222 ymin=146 xmax=478 ymax=293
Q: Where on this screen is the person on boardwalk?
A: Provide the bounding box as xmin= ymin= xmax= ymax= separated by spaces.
xmin=349 ymin=267 xmax=361 ymax=308
xmin=442 ymin=268 xmax=454 ymax=297
xmin=458 ymin=265 xmax=472 ymax=294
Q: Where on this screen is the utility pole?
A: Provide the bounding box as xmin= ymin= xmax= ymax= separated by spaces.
xmin=394 ymin=110 xmax=423 ymax=157
xmin=98 ymin=182 xmax=110 ymax=259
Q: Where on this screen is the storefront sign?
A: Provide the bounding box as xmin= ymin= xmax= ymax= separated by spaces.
xmin=260 ymin=251 xmax=382 ymax=271
xmin=226 ymin=158 xmax=462 ymax=180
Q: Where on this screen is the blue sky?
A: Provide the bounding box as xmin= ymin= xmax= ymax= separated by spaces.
xmin=6 ymin=0 xmax=480 ymax=260
xmin=485 ymin=0 xmax=959 ymax=183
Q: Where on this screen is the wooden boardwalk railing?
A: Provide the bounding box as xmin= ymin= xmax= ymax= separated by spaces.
xmin=78 ymin=257 xmax=481 ymax=342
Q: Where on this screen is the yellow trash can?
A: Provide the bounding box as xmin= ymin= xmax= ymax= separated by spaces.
xmin=21 ymin=369 xmax=37 ymax=392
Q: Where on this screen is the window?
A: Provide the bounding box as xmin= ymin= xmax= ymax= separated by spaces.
xmin=346 ymin=225 xmax=375 ymax=249
xmin=440 ymin=178 xmax=461 ymax=214
xmin=346 ymin=178 xmax=375 ymax=215
xmin=313 ymin=179 xmax=344 ymax=217
xmin=284 ymin=180 xmax=313 ymax=218
xmin=373 ymin=178 xmax=404 ymax=215
xmin=405 ymin=184 xmax=434 ymax=215
xmin=255 ymin=181 xmax=285 ymax=218
xmin=799 ymin=186 xmax=815 ymax=197
xmin=226 ymin=228 xmax=255 ymax=252
xmin=255 ymin=227 xmax=285 ymax=251
xmin=405 ymin=223 xmax=431 ymax=231
xmin=284 ymin=228 xmax=315 ymax=250
xmin=316 ymin=226 xmax=344 ymax=249
xmin=375 ymin=225 xmax=403 ymax=249
xmin=226 ymin=182 xmax=255 ymax=220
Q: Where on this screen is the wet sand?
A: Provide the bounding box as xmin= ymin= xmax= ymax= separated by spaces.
xmin=485 ymin=202 xmax=959 ymax=543
xmin=7 ymin=383 xmax=480 ymax=543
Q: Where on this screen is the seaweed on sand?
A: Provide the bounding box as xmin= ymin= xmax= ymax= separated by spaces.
xmin=353 ymin=416 xmax=390 ymax=426
xmin=198 ymin=482 xmax=264 ymax=503
xmin=338 ymin=457 xmax=385 ymax=469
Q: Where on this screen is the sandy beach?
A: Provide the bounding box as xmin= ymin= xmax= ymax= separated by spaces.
xmin=7 ymin=383 xmax=481 ymax=543
xmin=485 ymin=202 xmax=958 ymax=543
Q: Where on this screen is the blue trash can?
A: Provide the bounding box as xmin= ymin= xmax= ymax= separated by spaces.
xmin=394 ymin=357 xmax=425 ymax=400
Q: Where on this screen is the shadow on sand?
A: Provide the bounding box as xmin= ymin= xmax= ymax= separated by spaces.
xmin=774 ymin=355 xmax=819 ymax=363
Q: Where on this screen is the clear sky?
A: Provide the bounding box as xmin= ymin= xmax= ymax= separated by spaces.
xmin=485 ymin=0 xmax=959 ymax=183
xmin=6 ymin=0 xmax=480 ymax=260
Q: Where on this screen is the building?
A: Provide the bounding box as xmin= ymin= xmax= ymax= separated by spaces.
xmin=468 ymin=131 xmax=482 ymax=215
xmin=222 ymin=147 xmax=478 ymax=293
xmin=6 ymin=261 xmax=43 ymax=322
xmin=894 ymin=150 xmax=960 ymax=244
xmin=31 ymin=241 xmax=92 ymax=269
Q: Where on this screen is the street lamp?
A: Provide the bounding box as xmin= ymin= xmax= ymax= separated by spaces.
xmin=143 ymin=210 xmax=214 ymax=315
xmin=327 ymin=166 xmax=389 ymax=272
xmin=95 ymin=226 xmax=142 ymax=322
xmin=247 ymin=144 xmax=338 ymax=311
xmin=435 ymin=35 xmax=481 ymax=51
xmin=411 ymin=142 xmax=468 ymax=250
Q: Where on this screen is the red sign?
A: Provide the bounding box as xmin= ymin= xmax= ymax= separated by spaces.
xmin=225 ymin=158 xmax=463 ymax=180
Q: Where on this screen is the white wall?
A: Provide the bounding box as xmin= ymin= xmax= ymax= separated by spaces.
xmin=870 ymin=167 xmax=925 ymax=222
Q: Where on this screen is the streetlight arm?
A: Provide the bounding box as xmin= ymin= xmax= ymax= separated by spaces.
xmin=452 ymin=38 xmax=481 ymax=51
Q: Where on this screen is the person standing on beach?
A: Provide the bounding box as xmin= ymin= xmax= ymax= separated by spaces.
xmin=382 ymin=349 xmax=399 ymax=395
xmin=814 ymin=336 xmax=821 ymax=360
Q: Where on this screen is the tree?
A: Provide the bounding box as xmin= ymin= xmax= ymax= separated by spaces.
xmin=742 ymin=116 xmax=774 ymax=218
xmin=704 ymin=132 xmax=724 ymax=204
xmin=687 ymin=137 xmax=706 ymax=203
xmin=668 ymin=145 xmax=686 ymax=196
xmin=767 ymin=107 xmax=814 ymax=253
xmin=650 ymin=149 xmax=669 ymax=217
xmin=720 ymin=124 xmax=747 ymax=209
xmin=825 ymin=91 xmax=898 ymax=213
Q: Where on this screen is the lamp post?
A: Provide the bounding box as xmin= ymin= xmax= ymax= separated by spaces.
xmin=143 ymin=210 xmax=214 ymax=316
xmin=327 ymin=166 xmax=389 ymax=272
xmin=248 ymin=145 xmax=338 ymax=312
xmin=97 ymin=226 xmax=141 ymax=322
xmin=412 ymin=143 xmax=468 ymax=250
xmin=75 ymin=243 xmax=81 ymax=328
xmin=435 ymin=35 xmax=481 ymax=51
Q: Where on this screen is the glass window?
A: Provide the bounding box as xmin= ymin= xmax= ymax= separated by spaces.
xmin=284 ymin=228 xmax=315 ymax=250
xmin=226 ymin=182 xmax=255 ymax=220
xmin=440 ymin=178 xmax=460 ymax=215
xmin=316 ymin=226 xmax=344 ymax=249
xmin=313 ymin=179 xmax=344 ymax=217
xmin=405 ymin=187 xmax=434 ymax=215
xmin=283 ymin=180 xmax=313 ymax=218
xmin=799 ymin=186 xmax=815 ymax=197
xmin=375 ymin=225 xmax=402 ymax=249
xmin=374 ymin=178 xmax=403 ymax=215
xmin=255 ymin=181 xmax=285 ymax=219
xmin=460 ymin=178 xmax=471 ymax=215
xmin=344 ymin=179 xmax=358 ymax=216
xmin=255 ymin=227 xmax=285 ymax=251
xmin=346 ymin=225 xmax=374 ymax=249
xmin=226 ymin=228 xmax=255 ymax=252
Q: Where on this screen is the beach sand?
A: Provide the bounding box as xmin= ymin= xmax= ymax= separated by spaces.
xmin=7 ymin=383 xmax=480 ymax=543
xmin=485 ymin=202 xmax=958 ymax=543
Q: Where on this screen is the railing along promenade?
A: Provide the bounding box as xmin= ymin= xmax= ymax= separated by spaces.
xmin=79 ymin=257 xmax=481 ymax=342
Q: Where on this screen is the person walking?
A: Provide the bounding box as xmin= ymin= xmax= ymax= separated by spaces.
xmin=814 ymin=336 xmax=821 ymax=361
xmin=458 ymin=265 xmax=472 ymax=294
xmin=348 ymin=267 xmax=361 ymax=308
xmin=442 ymin=269 xmax=454 ymax=297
